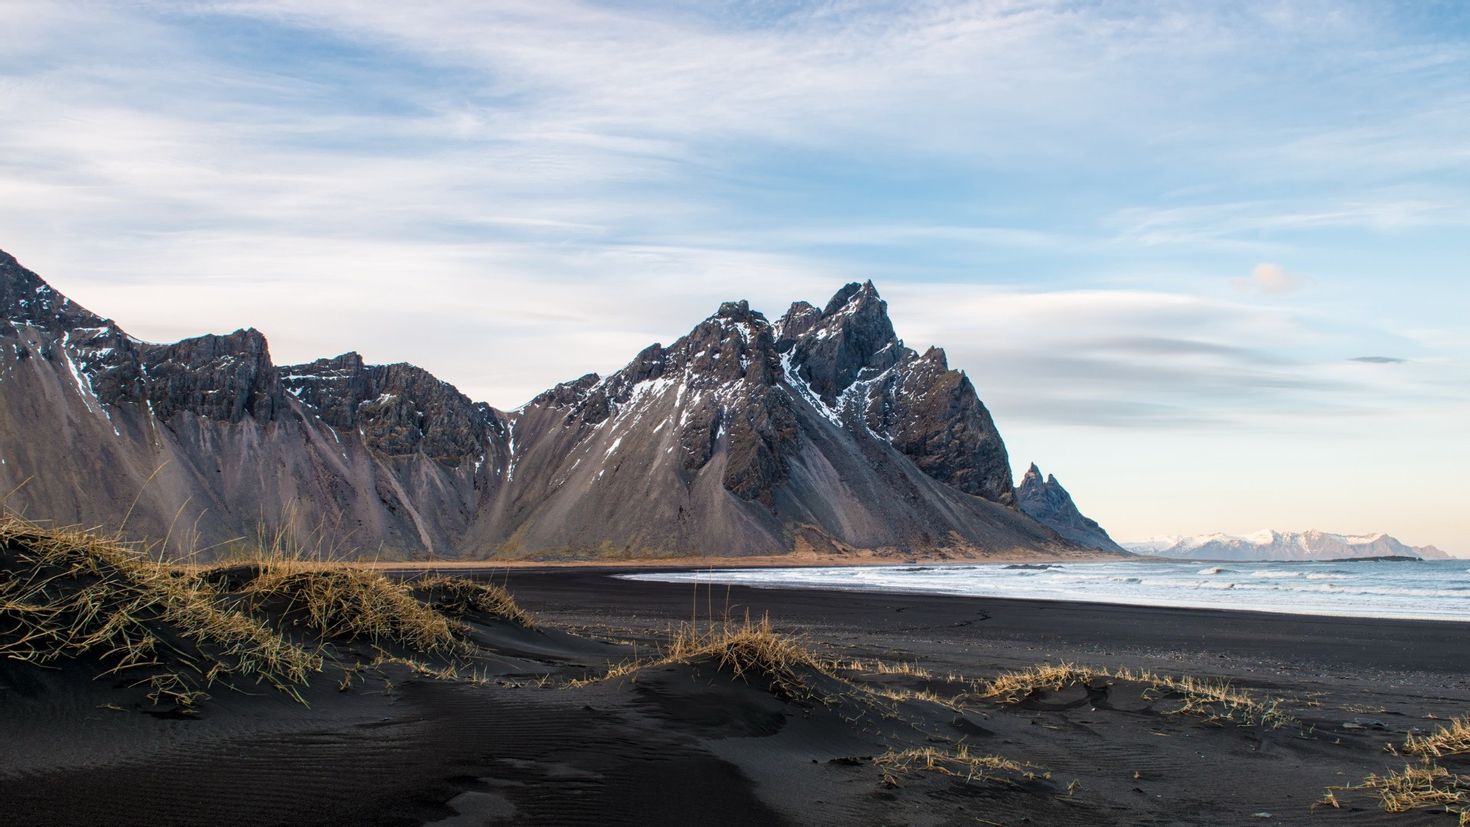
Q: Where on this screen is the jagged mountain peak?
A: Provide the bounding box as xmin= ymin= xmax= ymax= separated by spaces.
xmin=1015 ymin=464 xmax=1127 ymax=554
xmin=822 ymin=279 xmax=881 ymax=315
xmin=0 ymin=250 xmax=105 ymax=332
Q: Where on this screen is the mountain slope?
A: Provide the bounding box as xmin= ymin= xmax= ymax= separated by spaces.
xmin=0 ymin=248 xmax=1102 ymax=561
xmin=1014 ymin=464 xmax=1127 ymax=553
xmin=1131 ymin=530 xmax=1449 ymax=561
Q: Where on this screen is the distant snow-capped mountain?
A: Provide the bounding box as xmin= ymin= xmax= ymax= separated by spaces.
xmin=1127 ymin=530 xmax=1450 ymax=562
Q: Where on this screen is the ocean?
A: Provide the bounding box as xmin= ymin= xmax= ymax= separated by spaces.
xmin=623 ymin=558 xmax=1470 ymax=622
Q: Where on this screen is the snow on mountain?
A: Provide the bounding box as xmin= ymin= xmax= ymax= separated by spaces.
xmin=1127 ymin=530 xmax=1450 ymax=561
xmin=0 ymin=248 xmax=1115 ymax=562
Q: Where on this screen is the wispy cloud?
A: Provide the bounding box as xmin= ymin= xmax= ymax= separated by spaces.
xmin=0 ymin=1 xmax=1468 ymax=545
xmin=1232 ymin=263 xmax=1305 ymax=295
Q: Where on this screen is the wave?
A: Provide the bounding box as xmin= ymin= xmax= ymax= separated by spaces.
xmin=623 ymin=559 xmax=1470 ymax=623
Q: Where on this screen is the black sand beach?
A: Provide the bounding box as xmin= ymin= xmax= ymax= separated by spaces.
xmin=4 ymin=565 xmax=1467 ymax=826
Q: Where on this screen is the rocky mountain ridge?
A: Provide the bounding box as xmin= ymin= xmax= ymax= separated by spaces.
xmin=0 ymin=248 xmax=1123 ymax=561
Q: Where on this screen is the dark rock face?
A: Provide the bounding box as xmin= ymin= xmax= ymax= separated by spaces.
xmin=282 ymin=355 xmax=502 ymax=466
xmin=780 ymin=282 xmax=1014 ymax=505
xmin=1014 ymin=463 xmax=1127 ymax=553
xmin=140 ymin=330 xmax=283 ymax=423
xmin=0 ymin=251 xmax=104 ymax=332
xmin=0 ymin=247 xmax=1095 ymax=561
xmin=785 ymin=281 xmax=902 ymax=406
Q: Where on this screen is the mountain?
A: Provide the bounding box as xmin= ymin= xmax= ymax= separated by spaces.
xmin=1129 ymin=530 xmax=1450 ymax=562
xmin=1013 ymin=464 xmax=1127 ymax=553
xmin=0 ymin=248 xmax=1111 ymax=562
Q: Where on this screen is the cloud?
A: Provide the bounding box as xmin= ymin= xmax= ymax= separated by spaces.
xmin=1232 ymin=263 xmax=1304 ymax=294
xmin=1350 ymin=355 xmax=1407 ymax=364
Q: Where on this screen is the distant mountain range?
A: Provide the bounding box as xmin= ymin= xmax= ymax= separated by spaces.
xmin=0 ymin=248 xmax=1125 ymax=561
xmin=1128 ymin=530 xmax=1451 ymax=562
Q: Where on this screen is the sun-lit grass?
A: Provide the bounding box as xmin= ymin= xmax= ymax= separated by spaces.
xmin=1405 ymin=717 xmax=1470 ymax=760
xmin=980 ymin=662 xmax=1105 ymax=702
xmin=875 ymin=744 xmax=1035 ymax=787
xmin=1323 ymin=764 xmax=1470 ymax=825
xmin=413 ymin=575 xmax=535 ymax=628
xmin=239 ymin=564 xmax=463 ymax=654
xmin=568 ymin=613 xmax=834 ymax=702
xmin=979 ymin=662 xmax=1291 ymax=728
xmin=836 ymin=657 xmax=934 ymax=679
xmin=0 ymin=517 xmax=319 ymax=706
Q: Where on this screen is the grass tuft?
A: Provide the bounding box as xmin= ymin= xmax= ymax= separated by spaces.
xmin=0 ymin=517 xmax=319 ymax=707
xmin=239 ymin=565 xmax=461 ymax=654
xmin=570 ymin=614 xmax=833 ymax=702
xmin=981 ymin=662 xmax=1104 ymax=702
xmin=1324 ymin=764 xmax=1469 ymax=824
xmin=980 ymin=662 xmax=1291 ymax=728
xmin=875 ymin=744 xmax=1033 ymax=788
xmin=413 ymin=575 xmax=535 ymax=628
xmin=1406 ymin=717 xmax=1470 ymax=760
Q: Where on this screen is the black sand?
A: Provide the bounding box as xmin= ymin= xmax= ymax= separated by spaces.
xmin=4 ymin=567 xmax=1467 ymax=826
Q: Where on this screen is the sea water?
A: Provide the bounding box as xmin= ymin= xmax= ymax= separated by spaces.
xmin=623 ymin=559 xmax=1470 ymax=622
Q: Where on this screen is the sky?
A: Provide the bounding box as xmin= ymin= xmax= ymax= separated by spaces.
xmin=1 ymin=1 xmax=1467 ymax=552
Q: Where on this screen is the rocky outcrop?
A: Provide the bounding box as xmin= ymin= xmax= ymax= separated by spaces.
xmin=778 ymin=282 xmax=1014 ymax=505
xmin=0 ymin=248 xmax=1117 ymax=561
xmin=1014 ymin=463 xmax=1127 ymax=553
xmin=282 ymin=354 xmax=503 ymax=466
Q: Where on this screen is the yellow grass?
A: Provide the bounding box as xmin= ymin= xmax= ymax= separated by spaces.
xmin=240 ymin=565 xmax=462 ymax=654
xmin=980 ymin=662 xmax=1291 ymax=728
xmin=569 ymin=614 xmax=834 ymax=702
xmin=0 ymin=517 xmax=319 ymax=706
xmin=1324 ymin=764 xmax=1470 ymax=825
xmin=413 ymin=575 xmax=535 ymax=628
xmin=980 ymin=662 xmax=1105 ymax=702
xmin=1405 ymin=717 xmax=1470 ymax=760
xmin=875 ymin=744 xmax=1031 ymax=787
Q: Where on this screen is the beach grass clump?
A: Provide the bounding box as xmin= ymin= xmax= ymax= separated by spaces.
xmin=664 ymin=614 xmax=833 ymax=702
xmin=1324 ymin=764 xmax=1469 ymax=825
xmin=1405 ymin=718 xmax=1470 ymax=760
xmin=240 ymin=565 xmax=460 ymax=655
xmin=1121 ymin=669 xmax=1292 ymax=729
xmin=875 ymin=744 xmax=1032 ymax=787
xmin=0 ymin=517 xmax=319 ymax=706
xmin=981 ymin=662 xmax=1291 ymax=728
xmin=569 ymin=614 xmax=835 ymax=702
xmin=980 ymin=662 xmax=1106 ymax=702
xmin=413 ymin=575 xmax=535 ymax=628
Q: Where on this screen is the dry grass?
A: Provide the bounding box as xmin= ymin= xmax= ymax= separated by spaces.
xmin=239 ymin=564 xmax=461 ymax=654
xmin=981 ymin=662 xmax=1105 ymax=702
xmin=836 ymin=657 xmax=933 ymax=679
xmin=1323 ymin=764 xmax=1470 ymax=825
xmin=413 ymin=575 xmax=535 ymax=628
xmin=570 ymin=614 xmax=834 ymax=702
xmin=875 ymin=744 xmax=1033 ymax=787
xmin=0 ymin=518 xmax=319 ymax=706
xmin=980 ymin=662 xmax=1290 ymax=728
xmin=1406 ymin=717 xmax=1470 ymax=760
xmin=865 ymin=685 xmax=965 ymax=710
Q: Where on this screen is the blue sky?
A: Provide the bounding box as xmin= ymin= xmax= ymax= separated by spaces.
xmin=1 ymin=1 xmax=1467 ymax=550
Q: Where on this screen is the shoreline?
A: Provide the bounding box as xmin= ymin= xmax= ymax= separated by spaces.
xmin=493 ymin=568 xmax=1470 ymax=676
xmin=7 ymin=556 xmax=1469 ymax=824
xmin=382 ymin=557 xmax=1470 ymax=626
